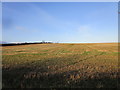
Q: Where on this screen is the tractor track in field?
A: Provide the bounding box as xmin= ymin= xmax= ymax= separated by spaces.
xmin=51 ymin=45 xmax=106 ymax=73
xmin=54 ymin=51 xmax=105 ymax=72
xmin=13 ymin=45 xmax=75 ymax=68
xmin=10 ymin=44 xmax=105 ymax=74
xmin=24 ymin=45 xmax=104 ymax=72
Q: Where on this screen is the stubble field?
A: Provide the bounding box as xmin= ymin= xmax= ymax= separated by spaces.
xmin=2 ymin=43 xmax=119 ymax=88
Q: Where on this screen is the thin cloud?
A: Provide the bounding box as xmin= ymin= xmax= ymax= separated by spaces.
xmin=15 ymin=26 xmax=27 ymax=31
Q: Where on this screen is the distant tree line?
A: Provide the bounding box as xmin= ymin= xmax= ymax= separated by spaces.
xmin=0 ymin=41 xmax=53 ymax=46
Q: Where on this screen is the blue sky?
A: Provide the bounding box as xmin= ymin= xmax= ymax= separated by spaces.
xmin=2 ymin=2 xmax=118 ymax=43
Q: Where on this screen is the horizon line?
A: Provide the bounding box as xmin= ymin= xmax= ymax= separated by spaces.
xmin=1 ymin=40 xmax=119 ymax=43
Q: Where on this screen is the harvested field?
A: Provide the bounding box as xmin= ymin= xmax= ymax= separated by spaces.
xmin=2 ymin=43 xmax=119 ymax=88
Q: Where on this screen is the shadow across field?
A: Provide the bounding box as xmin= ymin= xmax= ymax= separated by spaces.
xmin=2 ymin=65 xmax=119 ymax=88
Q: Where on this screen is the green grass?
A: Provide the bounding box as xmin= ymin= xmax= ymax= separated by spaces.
xmin=82 ymin=51 xmax=91 ymax=55
xmin=2 ymin=43 xmax=119 ymax=88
